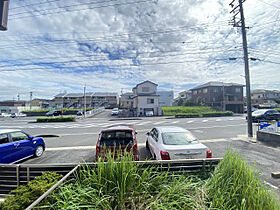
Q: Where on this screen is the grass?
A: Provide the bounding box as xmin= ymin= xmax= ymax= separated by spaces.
xmin=43 ymin=150 xmax=279 ymax=209
xmin=207 ymin=149 xmax=279 ymax=209
xmin=36 ymin=116 xmax=76 ymax=122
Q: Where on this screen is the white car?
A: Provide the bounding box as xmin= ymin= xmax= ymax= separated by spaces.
xmin=146 ymin=126 xmax=212 ymax=160
xmin=111 ymin=108 xmax=119 ymax=116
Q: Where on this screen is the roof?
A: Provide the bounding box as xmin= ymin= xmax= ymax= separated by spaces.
xmin=101 ymin=125 xmax=134 ymax=132
xmin=155 ymin=126 xmax=190 ymax=133
xmin=251 ymin=89 xmax=280 ymax=94
xmin=93 ymin=92 xmax=118 ymax=97
xmin=135 ymin=80 xmax=158 ymax=88
xmin=0 ymin=129 xmax=22 ymax=134
xmin=190 ymin=82 xmax=244 ymax=90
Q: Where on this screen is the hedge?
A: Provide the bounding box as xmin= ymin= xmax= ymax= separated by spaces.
xmin=0 ymin=172 xmax=62 ymax=210
xmin=175 ymin=114 xmax=200 ymax=118
xmin=202 ymin=111 xmax=233 ymax=117
xmin=162 ymin=106 xmax=215 ymax=116
xmin=36 ymin=116 xmax=76 ymax=122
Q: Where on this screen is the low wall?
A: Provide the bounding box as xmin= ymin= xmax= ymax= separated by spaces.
xmin=257 ymin=131 xmax=280 ymax=146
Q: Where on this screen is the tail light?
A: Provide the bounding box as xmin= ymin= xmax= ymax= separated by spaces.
xmin=206 ymin=149 xmax=212 ymax=158
xmin=160 ymin=151 xmax=170 ymax=160
xmin=96 ymin=145 xmax=100 ymax=153
xmin=133 ymin=144 xmax=137 ymax=151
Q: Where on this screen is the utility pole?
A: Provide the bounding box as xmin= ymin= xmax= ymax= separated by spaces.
xmin=84 ymin=84 xmax=86 ymax=118
xmin=229 ymin=0 xmax=253 ymax=137
xmin=17 ymin=93 xmax=20 ymax=101
xmin=30 ymin=92 xmax=33 ymax=110
xmin=0 ymin=0 xmax=9 ymax=31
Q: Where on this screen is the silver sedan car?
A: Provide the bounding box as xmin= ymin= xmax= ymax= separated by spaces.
xmin=146 ymin=126 xmax=212 ymax=160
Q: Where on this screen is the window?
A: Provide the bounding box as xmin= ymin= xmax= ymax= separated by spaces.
xmin=0 ymin=134 xmax=9 ymax=145
xmin=151 ymin=128 xmax=158 ymax=142
xmin=147 ymin=98 xmax=154 ymax=104
xmin=142 ymin=87 xmax=149 ymax=92
xmin=235 ymin=88 xmax=241 ymax=93
xmin=213 ymin=97 xmax=216 ymax=102
xmin=10 ymin=132 xmax=28 ymax=142
xmin=213 ymin=88 xmax=218 ymax=93
xmin=203 ymin=88 xmax=208 ymax=93
xmin=193 ymin=90 xmax=197 ymax=95
xmin=198 ymin=89 xmax=201 ymax=93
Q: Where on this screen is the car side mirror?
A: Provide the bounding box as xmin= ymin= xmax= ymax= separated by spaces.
xmin=28 ymin=136 xmax=34 ymax=140
xmin=146 ymin=132 xmax=150 ymax=136
xmin=135 ymin=131 xmax=138 ymax=135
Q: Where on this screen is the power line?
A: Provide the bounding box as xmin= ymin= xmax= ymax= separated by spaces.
xmin=0 ymin=57 xmax=234 ymax=72
xmin=0 ymin=48 xmax=241 ymax=68
xmin=255 ymin=0 xmax=280 ymax=10
xmin=10 ymin=0 xmax=61 ymax=10
xmin=9 ymin=0 xmax=153 ymax=20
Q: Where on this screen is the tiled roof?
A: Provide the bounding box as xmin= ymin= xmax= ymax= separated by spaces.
xmin=190 ymin=82 xmax=244 ymax=90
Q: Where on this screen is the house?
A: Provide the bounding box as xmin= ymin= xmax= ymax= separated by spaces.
xmin=251 ymin=89 xmax=280 ymax=108
xmin=132 ymin=81 xmax=159 ymax=116
xmin=119 ymin=92 xmax=134 ymax=109
xmin=173 ymin=90 xmax=192 ymax=106
xmin=190 ymin=82 xmax=244 ymax=113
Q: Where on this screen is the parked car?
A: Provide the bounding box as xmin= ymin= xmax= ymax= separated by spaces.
xmin=46 ymin=110 xmax=62 ymax=117
xmin=251 ymin=109 xmax=280 ymax=122
xmin=244 ymin=106 xmax=258 ymax=113
xmin=145 ymin=110 xmax=154 ymax=117
xmin=0 ymin=129 xmax=45 ymax=164
xmin=95 ymin=125 xmax=139 ymax=161
xmin=10 ymin=113 xmax=17 ymax=118
xmin=76 ymin=110 xmax=84 ymax=116
xmin=111 ymin=108 xmax=119 ymax=116
xmin=146 ymin=126 xmax=212 ymax=160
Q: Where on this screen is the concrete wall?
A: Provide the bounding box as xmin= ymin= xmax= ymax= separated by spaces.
xmin=257 ymin=131 xmax=280 ymax=146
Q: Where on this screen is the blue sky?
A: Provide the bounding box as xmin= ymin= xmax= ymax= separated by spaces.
xmin=0 ymin=0 xmax=279 ymax=100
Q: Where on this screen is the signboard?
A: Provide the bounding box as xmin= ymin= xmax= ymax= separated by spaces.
xmin=0 ymin=0 xmax=9 ymax=31
xmin=260 ymin=121 xmax=278 ymax=133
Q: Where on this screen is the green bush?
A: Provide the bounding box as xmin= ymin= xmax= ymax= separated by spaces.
xmin=162 ymin=106 xmax=215 ymax=116
xmin=275 ymin=108 xmax=280 ymax=112
xmin=175 ymin=114 xmax=200 ymax=118
xmin=202 ymin=111 xmax=233 ymax=117
xmin=0 ymin=172 xmax=62 ymax=210
xmin=36 ymin=116 xmax=76 ymax=122
xmin=207 ymin=149 xmax=279 ymax=210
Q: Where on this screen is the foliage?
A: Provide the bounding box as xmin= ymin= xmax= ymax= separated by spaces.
xmin=202 ymin=111 xmax=233 ymax=117
xmin=175 ymin=114 xmax=200 ymax=118
xmin=162 ymin=106 xmax=215 ymax=116
xmin=47 ymin=152 xmax=208 ymax=209
xmin=275 ymin=108 xmax=280 ymax=112
xmin=0 ymin=172 xmax=62 ymax=210
xmin=22 ymin=108 xmax=93 ymax=113
xmin=207 ymin=149 xmax=280 ymax=210
xmin=36 ymin=116 xmax=76 ymax=122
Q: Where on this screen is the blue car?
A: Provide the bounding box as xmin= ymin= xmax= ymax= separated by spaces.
xmin=0 ymin=129 xmax=45 ymax=164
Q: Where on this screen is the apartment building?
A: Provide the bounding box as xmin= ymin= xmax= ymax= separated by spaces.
xmin=190 ymin=82 xmax=244 ymax=113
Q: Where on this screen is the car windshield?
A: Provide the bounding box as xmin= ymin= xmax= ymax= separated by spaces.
xmin=100 ymin=131 xmax=134 ymax=146
xmin=162 ymin=132 xmax=198 ymax=145
xmin=253 ymin=110 xmax=267 ymax=115
xmin=112 ymin=108 xmax=118 ymax=111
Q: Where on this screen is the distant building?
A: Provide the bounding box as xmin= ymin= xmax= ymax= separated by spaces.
xmin=53 ymin=92 xmax=119 ymax=109
xmin=251 ymin=89 xmax=280 ymax=108
xmin=158 ymin=91 xmax=174 ymax=107
xmin=190 ymin=82 xmax=244 ymax=113
xmin=173 ymin=90 xmax=192 ymax=106
xmin=119 ymin=92 xmax=134 ymax=109
xmin=132 ymin=81 xmax=159 ymax=116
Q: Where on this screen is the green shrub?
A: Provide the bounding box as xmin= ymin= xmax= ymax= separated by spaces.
xmin=0 ymin=172 xmax=62 ymax=210
xmin=202 ymin=111 xmax=233 ymax=117
xmin=162 ymin=106 xmax=215 ymax=116
xmin=175 ymin=114 xmax=200 ymax=118
xmin=275 ymin=108 xmax=280 ymax=112
xmin=207 ymin=149 xmax=280 ymax=210
xmin=36 ymin=116 xmax=76 ymax=122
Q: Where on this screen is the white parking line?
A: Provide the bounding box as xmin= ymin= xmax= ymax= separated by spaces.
xmin=202 ymin=120 xmax=208 ymax=123
xmin=154 ymin=121 xmax=166 ymax=125
xmin=187 ymin=120 xmax=194 ymax=123
xmin=170 ymin=121 xmax=179 ymax=124
xmin=216 ymin=119 xmax=222 ymax=121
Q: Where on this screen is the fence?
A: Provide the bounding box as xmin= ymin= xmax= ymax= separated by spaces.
xmin=0 ymin=158 xmax=221 ymax=202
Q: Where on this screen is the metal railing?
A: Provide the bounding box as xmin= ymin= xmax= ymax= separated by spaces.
xmin=0 ymin=158 xmax=222 ymax=208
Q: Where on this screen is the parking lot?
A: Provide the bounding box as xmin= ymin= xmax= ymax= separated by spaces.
xmin=0 ymin=110 xmax=279 ymax=192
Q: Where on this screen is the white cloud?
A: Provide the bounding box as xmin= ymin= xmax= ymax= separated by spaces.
xmin=0 ymin=0 xmax=279 ymax=100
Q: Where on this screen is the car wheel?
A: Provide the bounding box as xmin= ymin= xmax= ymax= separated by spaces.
xmin=34 ymin=145 xmax=44 ymax=157
xmin=146 ymin=140 xmax=150 ymax=151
